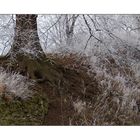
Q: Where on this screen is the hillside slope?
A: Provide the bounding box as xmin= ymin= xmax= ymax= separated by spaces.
xmin=0 ymin=53 xmax=139 ymax=125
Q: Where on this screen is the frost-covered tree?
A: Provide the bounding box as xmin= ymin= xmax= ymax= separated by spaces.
xmin=9 ymin=14 xmax=45 ymax=58
xmin=0 ymin=15 xmax=56 ymax=82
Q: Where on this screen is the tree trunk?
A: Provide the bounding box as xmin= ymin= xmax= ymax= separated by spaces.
xmin=2 ymin=15 xmax=56 ymax=81
xmin=10 ymin=14 xmax=45 ymax=58
xmin=0 ymin=14 xmax=62 ymax=84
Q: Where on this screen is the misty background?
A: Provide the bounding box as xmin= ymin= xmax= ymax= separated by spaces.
xmin=0 ymin=15 xmax=140 ymax=55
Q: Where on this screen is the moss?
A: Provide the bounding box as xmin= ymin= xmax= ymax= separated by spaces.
xmin=0 ymin=92 xmax=48 ymax=125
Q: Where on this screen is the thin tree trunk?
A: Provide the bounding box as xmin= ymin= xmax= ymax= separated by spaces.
xmin=65 ymin=15 xmax=79 ymax=46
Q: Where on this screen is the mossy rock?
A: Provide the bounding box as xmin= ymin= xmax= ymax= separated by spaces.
xmin=0 ymin=92 xmax=48 ymax=125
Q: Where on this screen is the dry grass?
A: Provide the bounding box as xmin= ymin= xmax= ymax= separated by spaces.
xmin=46 ymin=46 xmax=140 ymax=125
xmin=0 ymin=68 xmax=34 ymax=101
xmin=0 ymin=47 xmax=139 ymax=125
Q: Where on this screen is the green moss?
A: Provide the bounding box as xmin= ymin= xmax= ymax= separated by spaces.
xmin=0 ymin=93 xmax=48 ymax=125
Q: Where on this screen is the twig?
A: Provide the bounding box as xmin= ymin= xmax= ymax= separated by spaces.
xmin=83 ymin=15 xmax=103 ymax=43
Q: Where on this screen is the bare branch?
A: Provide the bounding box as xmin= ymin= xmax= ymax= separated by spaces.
xmin=83 ymin=15 xmax=103 ymax=43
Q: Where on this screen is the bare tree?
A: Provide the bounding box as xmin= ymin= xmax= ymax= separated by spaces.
xmin=82 ymin=15 xmax=103 ymax=49
xmin=65 ymin=14 xmax=79 ymax=46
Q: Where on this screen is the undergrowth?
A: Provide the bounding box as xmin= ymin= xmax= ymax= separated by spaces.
xmin=46 ymin=47 xmax=140 ymax=125
xmin=0 ymin=46 xmax=140 ymax=125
